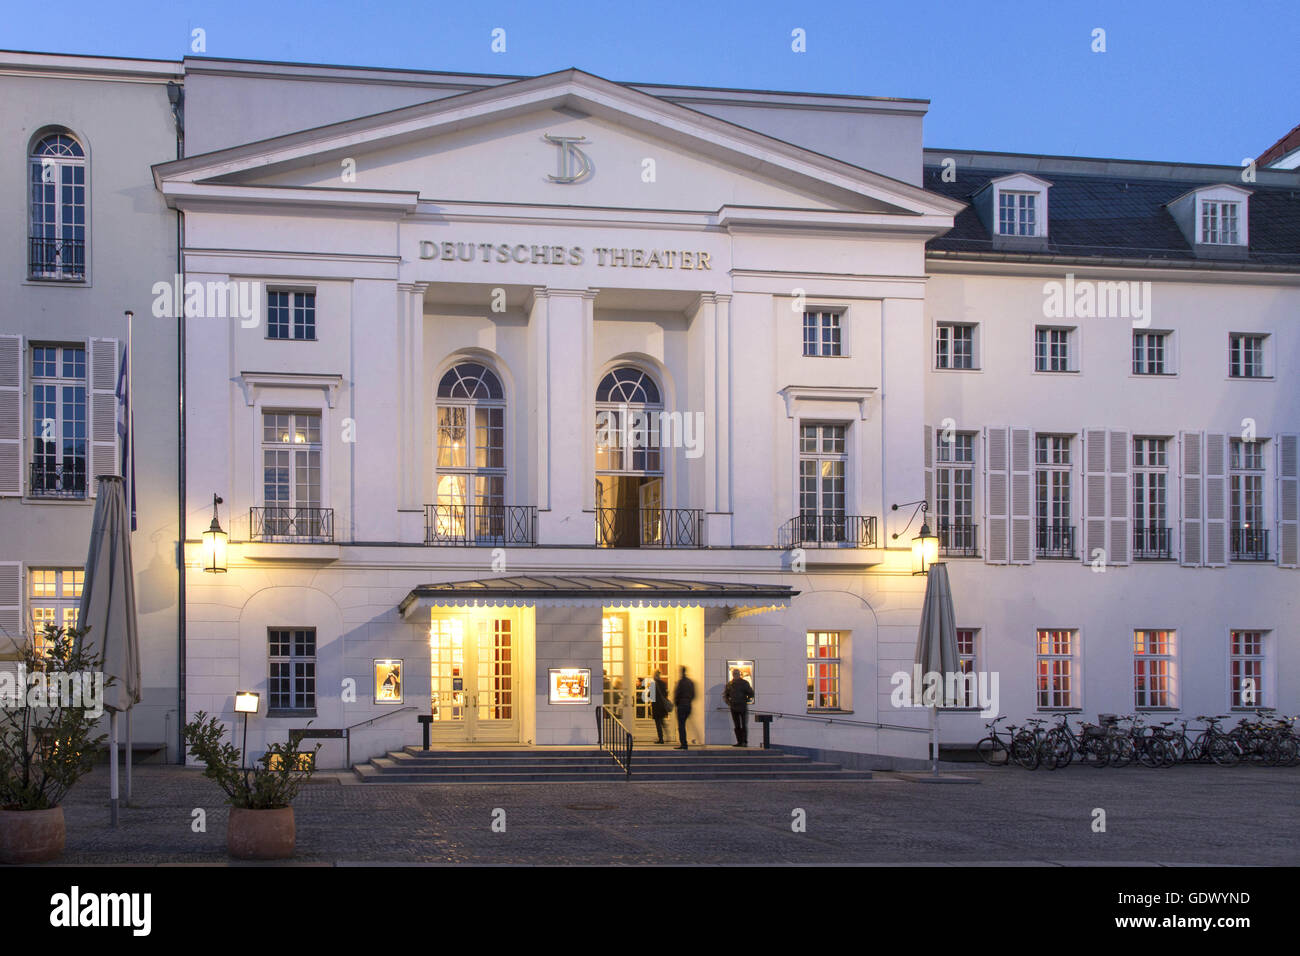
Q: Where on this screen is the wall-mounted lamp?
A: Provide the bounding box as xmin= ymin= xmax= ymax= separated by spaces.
xmin=202 ymin=494 xmax=228 ymax=573
xmin=891 ymin=499 xmax=940 ymax=576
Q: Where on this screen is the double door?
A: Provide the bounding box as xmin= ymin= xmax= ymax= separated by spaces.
xmin=601 ymin=613 xmax=674 ymax=740
xmin=429 ymin=615 xmax=518 ymax=743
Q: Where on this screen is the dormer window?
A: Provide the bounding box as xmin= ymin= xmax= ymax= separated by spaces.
xmin=999 ymin=192 xmax=1037 ymax=236
xmin=1201 ymin=201 xmax=1240 ymax=245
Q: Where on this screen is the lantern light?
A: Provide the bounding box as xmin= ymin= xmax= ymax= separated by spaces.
xmin=202 ymin=493 xmax=228 ymax=573
xmin=912 ymin=520 xmax=939 ymax=576
xmin=234 ymin=690 xmax=260 ymax=714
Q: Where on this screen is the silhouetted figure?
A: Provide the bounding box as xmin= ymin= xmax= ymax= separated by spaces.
xmin=724 ymin=668 xmax=755 ymax=747
xmin=673 ymin=666 xmax=695 ymax=749
xmin=648 ymin=669 xmax=670 ymax=744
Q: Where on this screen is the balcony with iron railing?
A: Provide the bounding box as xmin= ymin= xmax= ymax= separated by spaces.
xmin=249 ymin=507 xmax=335 ymax=543
xmin=937 ymin=520 xmax=979 ymax=557
xmin=28 ymin=461 xmax=86 ymax=499
xmin=777 ymin=514 xmax=878 ymax=549
xmin=1036 ymin=523 xmax=1076 ymax=559
xmin=424 ymin=504 xmax=537 ymax=546
xmin=1231 ymin=527 xmax=1269 ymax=562
xmin=1133 ymin=525 xmax=1173 ymax=560
xmin=28 ymin=237 xmax=85 ymax=280
xmin=596 ymin=507 xmax=703 ymax=548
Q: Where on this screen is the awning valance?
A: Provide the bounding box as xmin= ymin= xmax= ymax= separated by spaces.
xmin=398 ymin=574 xmax=796 ymax=618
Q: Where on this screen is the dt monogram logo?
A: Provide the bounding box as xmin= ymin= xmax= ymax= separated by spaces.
xmin=544 ymin=134 xmax=592 ymax=184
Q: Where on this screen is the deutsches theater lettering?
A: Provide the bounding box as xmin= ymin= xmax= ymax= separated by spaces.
xmin=419 ymin=240 xmax=713 ymax=270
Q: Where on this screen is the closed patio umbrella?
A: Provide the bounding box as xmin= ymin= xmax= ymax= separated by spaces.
xmin=914 ymin=562 xmax=959 ymax=775
xmin=78 ymin=475 xmax=140 ymax=826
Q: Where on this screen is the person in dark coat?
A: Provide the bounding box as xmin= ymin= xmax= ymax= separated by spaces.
xmin=724 ymin=668 xmax=755 ymax=747
xmin=673 ymin=666 xmax=695 ymax=749
xmin=649 ymin=669 xmax=670 ymax=744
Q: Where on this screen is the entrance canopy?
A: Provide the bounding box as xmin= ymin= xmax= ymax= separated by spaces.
xmin=399 ymin=575 xmax=796 ymax=618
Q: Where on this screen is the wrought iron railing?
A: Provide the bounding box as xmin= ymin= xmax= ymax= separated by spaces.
xmin=778 ymin=514 xmax=878 ymax=549
xmin=424 ymin=504 xmax=537 ymax=546
xmin=1231 ymin=527 xmax=1269 ymax=561
xmin=595 ymin=704 xmax=633 ymax=778
xmin=28 ymin=237 xmax=85 ymax=280
xmin=1036 ymin=523 xmax=1076 ymax=559
xmin=29 ymin=461 xmax=87 ymax=498
xmin=1133 ymin=524 xmax=1173 ymax=560
xmin=595 ymin=507 xmax=703 ymax=548
xmin=249 ymin=506 xmax=335 ymax=542
xmin=938 ymin=520 xmax=979 ymax=557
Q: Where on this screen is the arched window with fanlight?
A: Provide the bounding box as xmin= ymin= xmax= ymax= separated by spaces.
xmin=434 ymin=362 xmax=505 ymax=542
xmin=29 ymin=132 xmax=87 ymax=280
xmin=594 ymin=366 xmax=665 ymax=547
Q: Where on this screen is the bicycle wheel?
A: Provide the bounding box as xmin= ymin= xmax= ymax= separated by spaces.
xmin=1136 ymin=737 xmax=1160 ymax=768
xmin=1081 ymin=735 xmax=1109 ymax=768
xmin=1109 ymin=736 xmax=1135 ymax=768
xmin=1276 ymin=737 xmax=1299 ymax=767
xmin=1012 ymin=734 xmax=1040 ymax=770
xmin=1208 ymin=735 xmax=1240 ymax=767
xmin=1046 ymin=731 xmax=1074 ymax=769
xmin=976 ymin=737 xmax=1009 ymax=766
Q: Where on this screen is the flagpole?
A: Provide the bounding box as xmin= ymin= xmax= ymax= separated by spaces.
xmin=123 ymin=310 xmax=134 ymax=805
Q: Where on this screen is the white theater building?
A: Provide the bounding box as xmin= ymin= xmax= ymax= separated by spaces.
xmin=155 ymin=58 xmax=1298 ymax=767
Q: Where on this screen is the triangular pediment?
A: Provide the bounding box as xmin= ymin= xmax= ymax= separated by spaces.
xmin=155 ymin=69 xmax=963 ymax=221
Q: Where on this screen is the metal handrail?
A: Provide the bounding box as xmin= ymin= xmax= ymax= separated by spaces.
xmin=250 ymin=506 xmax=335 ymax=542
xmin=778 ymin=514 xmax=878 ymax=549
xmin=595 ymin=507 xmax=703 ymax=548
xmin=595 ymin=704 xmax=634 ymax=778
xmin=747 ymin=709 xmax=933 ymax=734
xmin=424 ymin=503 xmax=538 ymax=545
xmin=343 ymin=705 xmax=416 ymax=768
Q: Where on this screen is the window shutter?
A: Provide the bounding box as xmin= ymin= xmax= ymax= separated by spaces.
xmin=0 ymin=561 xmax=21 ymax=644
xmin=1108 ymin=429 xmax=1131 ymax=565
xmin=984 ymin=427 xmax=1008 ymax=564
xmin=89 ymin=337 xmax=119 ymax=492
xmin=1179 ymin=431 xmax=1203 ymax=567
xmin=1083 ymin=428 xmax=1107 ymax=565
xmin=1204 ymin=433 xmax=1228 ymax=567
xmin=0 ymin=335 xmax=22 ymax=497
xmin=1277 ymin=433 xmax=1298 ymax=568
xmin=1009 ymin=427 xmax=1032 ymax=563
xmin=923 ymin=424 xmax=934 ymax=518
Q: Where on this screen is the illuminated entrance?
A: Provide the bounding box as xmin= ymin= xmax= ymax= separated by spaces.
xmin=601 ymin=609 xmax=679 ymax=741
xmin=429 ymin=610 xmax=520 ymax=743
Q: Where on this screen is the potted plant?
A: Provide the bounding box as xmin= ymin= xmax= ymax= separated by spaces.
xmin=183 ymin=711 xmax=319 ymax=859
xmin=0 ymin=626 xmax=109 ymax=864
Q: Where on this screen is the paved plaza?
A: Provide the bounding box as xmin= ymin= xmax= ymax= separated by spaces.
xmin=34 ymin=761 xmax=1300 ymax=866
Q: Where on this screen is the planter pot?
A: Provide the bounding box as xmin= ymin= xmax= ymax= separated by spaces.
xmin=227 ymin=806 xmax=295 ymax=860
xmin=0 ymin=806 xmax=66 ymax=864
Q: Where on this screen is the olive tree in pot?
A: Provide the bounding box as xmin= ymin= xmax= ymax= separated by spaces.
xmin=183 ymin=711 xmax=319 ymax=860
xmin=0 ymin=626 xmax=109 ymax=864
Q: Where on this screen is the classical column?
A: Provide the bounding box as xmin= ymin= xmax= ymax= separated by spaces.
xmin=396 ymin=282 xmax=428 ymax=531
xmin=692 ymin=293 xmax=733 ymax=546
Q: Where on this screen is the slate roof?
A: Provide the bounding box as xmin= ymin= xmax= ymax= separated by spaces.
xmin=923 ymin=165 xmax=1300 ymax=268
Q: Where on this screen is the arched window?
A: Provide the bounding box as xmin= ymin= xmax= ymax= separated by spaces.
xmin=595 ymin=365 xmax=664 ymax=546
xmin=434 ymin=362 xmax=505 ymax=541
xmin=29 ymin=132 xmax=86 ymax=280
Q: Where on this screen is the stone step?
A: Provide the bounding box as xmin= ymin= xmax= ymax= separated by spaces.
xmin=355 ymin=768 xmax=871 ymax=784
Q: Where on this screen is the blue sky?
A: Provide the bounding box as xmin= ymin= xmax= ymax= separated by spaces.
xmin=3 ymin=0 xmax=1296 ymax=165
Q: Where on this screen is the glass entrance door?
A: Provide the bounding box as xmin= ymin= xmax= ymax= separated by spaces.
xmin=430 ymin=615 xmax=518 ymax=743
xmin=602 ymin=613 xmax=673 ymax=742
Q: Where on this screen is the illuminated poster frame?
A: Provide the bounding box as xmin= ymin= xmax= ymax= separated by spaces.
xmin=374 ymin=659 xmax=404 ymax=704
xmin=549 ymin=667 xmax=591 ymax=705
xmin=726 ymin=660 xmax=756 ymax=702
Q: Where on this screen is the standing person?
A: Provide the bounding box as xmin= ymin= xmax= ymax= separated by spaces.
xmin=648 ymin=669 xmax=670 ymax=744
xmin=673 ymin=666 xmax=695 ymax=750
xmin=724 ymin=668 xmax=755 ymax=747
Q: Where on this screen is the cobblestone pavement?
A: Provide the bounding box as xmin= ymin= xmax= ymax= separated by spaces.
xmin=35 ymin=763 xmax=1300 ymax=865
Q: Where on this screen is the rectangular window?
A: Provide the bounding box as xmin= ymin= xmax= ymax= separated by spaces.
xmin=949 ymin=628 xmax=979 ymax=708
xmin=267 ymin=290 xmax=316 ymax=341
xmin=1229 ymin=630 xmax=1268 ymax=709
xmin=1201 ymin=201 xmax=1240 ymax=245
xmin=799 ymin=424 xmax=848 ymax=543
xmin=1036 ymin=629 xmax=1076 ymax=709
xmin=999 ymin=191 xmax=1037 ymax=236
xmin=269 ymin=627 xmax=317 ymax=712
xmin=935 ymin=323 xmax=975 ymax=370
xmin=1134 ymin=630 xmax=1176 ymax=709
xmin=806 ymin=630 xmax=844 ymax=710
xmin=1133 ymin=438 xmax=1170 ymax=558
xmin=802 ymin=311 xmax=842 ymax=357
xmin=1132 ymin=331 xmax=1168 ymax=375
xmin=1228 ymin=334 xmax=1265 ymax=378
xmin=260 ymin=411 xmax=325 ymax=539
xmin=935 ymin=432 xmax=976 ymax=555
xmin=29 ymin=344 xmax=87 ymax=498
xmin=28 ymin=568 xmax=84 ymax=654
xmin=1230 ymin=439 xmax=1267 ymax=560
xmin=1034 ymin=327 xmax=1072 ymax=372
xmin=1035 ymin=435 xmax=1074 ymax=558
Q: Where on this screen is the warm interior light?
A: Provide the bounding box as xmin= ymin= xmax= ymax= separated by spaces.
xmin=202 ymin=494 xmax=228 ymax=573
xmin=912 ymin=522 xmax=939 ymax=576
xmin=234 ymin=690 xmax=260 ymax=714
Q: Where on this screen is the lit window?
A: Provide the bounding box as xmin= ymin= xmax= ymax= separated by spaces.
xmin=268 ymin=627 xmax=316 ymax=712
xmin=1134 ymin=630 xmax=1176 ymax=709
xmin=1229 ymin=630 xmax=1268 ymax=709
xmin=259 ymin=411 xmax=326 ymax=540
xmin=946 ymin=628 xmax=979 ymax=708
xmin=802 ymin=311 xmax=842 ymax=357
xmin=434 ymin=363 xmax=506 ymax=543
xmin=29 ymin=568 xmax=83 ymax=654
xmin=806 ymin=631 xmax=845 ymax=710
xmin=1036 ymin=629 xmax=1076 ymax=709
